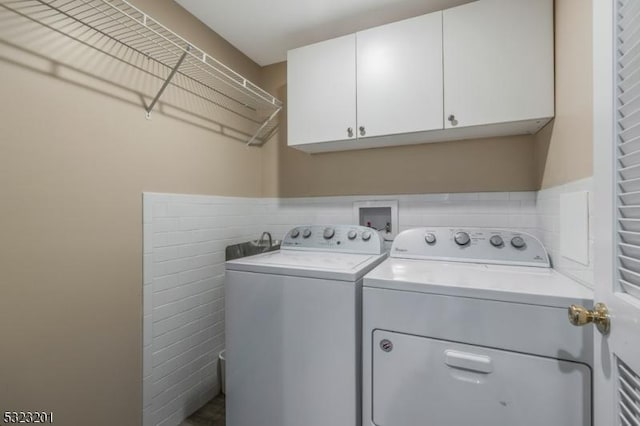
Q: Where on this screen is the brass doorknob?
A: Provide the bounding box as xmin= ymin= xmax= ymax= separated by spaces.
xmin=568 ymin=303 xmax=610 ymax=335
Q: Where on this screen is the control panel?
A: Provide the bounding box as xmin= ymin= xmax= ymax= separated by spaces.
xmin=391 ymin=228 xmax=550 ymax=267
xmin=281 ymin=225 xmax=384 ymax=255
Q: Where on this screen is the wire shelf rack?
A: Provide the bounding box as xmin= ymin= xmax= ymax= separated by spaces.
xmin=1 ymin=0 xmax=283 ymax=145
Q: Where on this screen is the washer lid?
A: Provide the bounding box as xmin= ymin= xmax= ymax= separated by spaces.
xmin=226 ymin=250 xmax=387 ymax=281
xmin=364 ymin=258 xmax=593 ymax=307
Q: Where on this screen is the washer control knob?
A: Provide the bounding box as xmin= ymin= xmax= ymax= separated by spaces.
xmin=323 ymin=227 xmax=335 ymax=239
xmin=302 ymin=228 xmax=312 ymax=239
xmin=424 ymin=233 xmax=437 ymax=244
xmin=290 ymin=228 xmax=300 ymax=238
xmin=490 ymin=235 xmax=503 ymax=247
xmin=347 ymin=230 xmax=358 ymax=240
xmin=511 ymin=236 xmax=526 ymax=249
xmin=362 ymin=231 xmax=372 ymax=241
xmin=454 ymin=231 xmax=471 ymax=246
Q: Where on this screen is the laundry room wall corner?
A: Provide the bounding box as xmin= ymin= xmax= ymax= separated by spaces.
xmin=534 ymin=0 xmax=593 ymax=189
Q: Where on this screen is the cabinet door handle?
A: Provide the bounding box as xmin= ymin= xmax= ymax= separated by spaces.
xmin=448 ymin=115 xmax=458 ymax=126
xmin=359 ymin=126 xmax=366 ymax=136
xmin=347 ymin=127 xmax=354 ymax=138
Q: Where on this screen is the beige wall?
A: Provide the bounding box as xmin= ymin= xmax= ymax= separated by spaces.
xmin=535 ymin=0 xmax=593 ymax=188
xmin=264 ymin=0 xmax=595 ymax=197
xmin=261 ymin=62 xmax=538 ymax=197
xmin=0 ymin=1 xmax=263 ymax=424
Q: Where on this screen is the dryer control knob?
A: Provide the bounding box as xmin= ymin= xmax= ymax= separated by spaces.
xmin=290 ymin=228 xmax=300 ymax=238
xmin=362 ymin=231 xmax=372 ymax=241
xmin=302 ymin=228 xmax=312 ymax=238
xmin=511 ymin=236 xmax=526 ymax=249
xmin=323 ymin=227 xmax=335 ymax=239
xmin=424 ymin=233 xmax=436 ymax=244
xmin=347 ymin=230 xmax=358 ymax=240
xmin=490 ymin=235 xmax=503 ymax=247
xmin=454 ymin=231 xmax=470 ymax=246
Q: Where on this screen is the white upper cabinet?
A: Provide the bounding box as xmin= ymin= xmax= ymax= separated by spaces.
xmin=287 ymin=34 xmax=356 ymax=146
xmin=443 ymin=0 xmax=554 ymax=129
xmin=357 ymin=12 xmax=444 ymax=139
xmin=287 ymin=0 xmax=554 ymax=153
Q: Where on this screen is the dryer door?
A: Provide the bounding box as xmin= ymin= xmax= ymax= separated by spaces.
xmin=372 ymin=330 xmax=591 ymax=426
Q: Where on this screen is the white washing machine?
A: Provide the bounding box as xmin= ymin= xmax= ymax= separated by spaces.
xmin=363 ymin=227 xmax=594 ymax=426
xmin=225 ymin=225 xmax=387 ymax=426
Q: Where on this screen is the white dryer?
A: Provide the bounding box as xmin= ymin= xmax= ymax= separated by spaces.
xmin=225 ymin=225 xmax=386 ymax=426
xmin=363 ymin=227 xmax=594 ymax=426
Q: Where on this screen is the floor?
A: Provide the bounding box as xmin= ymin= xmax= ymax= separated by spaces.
xmin=180 ymin=394 xmax=225 ymax=426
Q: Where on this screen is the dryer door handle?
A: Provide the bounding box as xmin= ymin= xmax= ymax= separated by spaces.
xmin=444 ymin=350 xmax=493 ymax=374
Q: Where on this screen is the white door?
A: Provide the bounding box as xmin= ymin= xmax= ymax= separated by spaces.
xmin=593 ymin=1 xmax=640 ymax=425
xmin=442 ymin=0 xmax=554 ymax=129
xmin=356 ymin=11 xmax=443 ymax=139
xmin=287 ymin=34 xmax=356 ymax=146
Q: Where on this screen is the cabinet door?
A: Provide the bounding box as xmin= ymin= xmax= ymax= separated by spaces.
xmin=357 ymin=12 xmax=444 ymax=139
xmin=443 ymin=0 xmax=554 ymax=129
xmin=287 ymin=34 xmax=356 ymax=146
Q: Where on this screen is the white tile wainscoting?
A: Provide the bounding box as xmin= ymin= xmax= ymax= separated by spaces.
xmin=536 ymin=177 xmax=594 ymax=288
xmin=142 ymin=194 xmax=268 ymax=426
xmin=260 ymin=191 xmax=537 ymax=240
xmin=142 ymin=182 xmax=591 ymax=426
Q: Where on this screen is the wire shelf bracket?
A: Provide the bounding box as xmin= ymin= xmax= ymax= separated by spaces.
xmin=145 ymin=45 xmax=190 ymax=119
xmin=2 ymin=0 xmax=283 ymax=145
